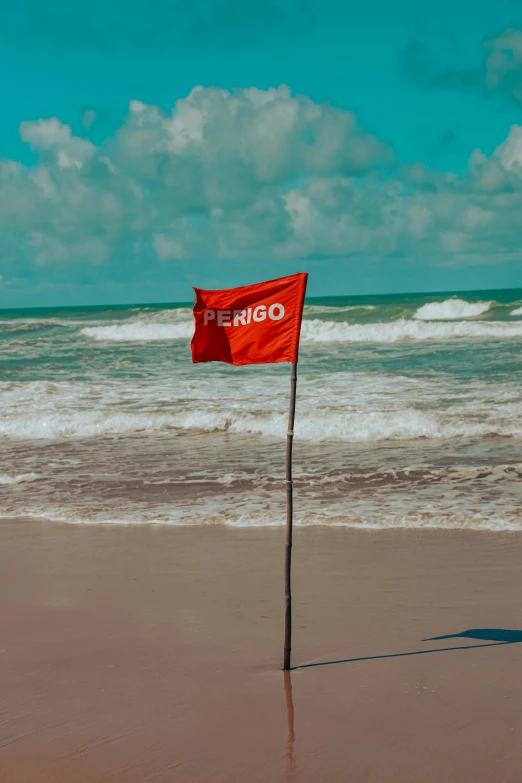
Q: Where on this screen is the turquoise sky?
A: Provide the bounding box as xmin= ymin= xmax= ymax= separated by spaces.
xmin=3 ymin=0 xmax=522 ymax=306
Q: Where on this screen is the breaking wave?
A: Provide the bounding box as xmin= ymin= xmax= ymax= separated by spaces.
xmin=413 ymin=298 xmax=492 ymax=320
xmin=300 ymin=318 xmax=522 ymax=343
xmin=78 ymin=315 xmax=522 ymax=344
xmin=3 ymin=406 xmax=522 ymax=442
xmin=81 ymin=322 xmax=193 ymax=341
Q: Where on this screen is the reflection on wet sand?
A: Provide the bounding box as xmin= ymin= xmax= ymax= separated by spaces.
xmin=284 ymin=671 xmax=296 ymax=783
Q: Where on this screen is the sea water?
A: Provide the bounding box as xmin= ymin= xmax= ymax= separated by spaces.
xmin=2 ymin=288 xmax=522 ymax=530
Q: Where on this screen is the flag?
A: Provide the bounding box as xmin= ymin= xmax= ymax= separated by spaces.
xmin=191 ymin=272 xmax=308 ymax=366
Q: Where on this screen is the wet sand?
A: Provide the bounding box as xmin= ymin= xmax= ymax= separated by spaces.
xmin=1 ymin=520 xmax=522 ymax=782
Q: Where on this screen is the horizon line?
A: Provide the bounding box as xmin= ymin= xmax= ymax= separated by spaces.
xmin=2 ymin=284 xmax=522 ymax=313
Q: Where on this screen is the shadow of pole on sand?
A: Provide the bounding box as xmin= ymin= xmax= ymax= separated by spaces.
xmin=292 ymin=629 xmax=522 ymax=671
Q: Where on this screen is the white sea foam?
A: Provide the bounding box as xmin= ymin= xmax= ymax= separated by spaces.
xmin=301 ymin=318 xmax=522 ymax=342
xmin=2 ymin=404 xmax=522 ymax=442
xmin=223 ymin=409 xmax=522 ymax=441
xmin=0 ymin=473 xmax=39 ymax=484
xmin=3 ymin=505 xmax=521 ymax=531
xmin=0 ymin=410 xmax=180 ymax=440
xmin=81 ymin=322 xmax=193 ymax=341
xmin=511 ymin=305 xmax=522 ymax=316
xmin=2 ymin=371 xmax=522 ymax=442
xmin=78 ymin=315 xmax=522 ymax=344
xmin=413 ymin=298 xmax=492 ymax=320
xmin=221 ymin=512 xmax=522 ymax=531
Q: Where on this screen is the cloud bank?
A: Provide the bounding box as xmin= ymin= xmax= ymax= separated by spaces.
xmin=2 ymin=83 xmax=522 ymax=290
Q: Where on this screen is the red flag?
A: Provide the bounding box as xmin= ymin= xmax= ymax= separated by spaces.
xmin=191 ymin=272 xmax=308 ymax=365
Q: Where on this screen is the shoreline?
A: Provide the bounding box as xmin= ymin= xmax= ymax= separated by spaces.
xmin=5 ymin=515 xmax=522 ymax=532
xmin=1 ymin=520 xmax=522 ymax=781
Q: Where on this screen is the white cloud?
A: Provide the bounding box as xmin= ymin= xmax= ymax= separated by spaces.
xmin=494 ymin=125 xmax=522 ymax=171
xmin=153 ymin=234 xmax=187 ymax=261
xmin=20 ymin=118 xmax=95 ymax=169
xmin=2 ymin=85 xmax=522 ymax=281
xmin=462 ymin=206 xmax=493 ymax=230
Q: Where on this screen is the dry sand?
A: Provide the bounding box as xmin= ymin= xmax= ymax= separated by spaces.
xmin=1 ymin=519 xmax=522 ymax=781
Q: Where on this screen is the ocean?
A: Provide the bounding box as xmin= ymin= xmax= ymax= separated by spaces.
xmin=2 ymin=288 xmax=522 ymax=530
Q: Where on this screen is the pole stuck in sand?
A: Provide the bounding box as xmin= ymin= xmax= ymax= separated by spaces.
xmin=191 ymin=272 xmax=308 ymax=673
xmin=284 ymin=362 xmax=297 ymax=671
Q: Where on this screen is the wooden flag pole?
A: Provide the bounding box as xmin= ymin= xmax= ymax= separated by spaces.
xmin=284 ymin=361 xmax=298 ymax=671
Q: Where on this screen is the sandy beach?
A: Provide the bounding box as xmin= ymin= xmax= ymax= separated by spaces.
xmin=0 ymin=520 xmax=521 ymax=782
